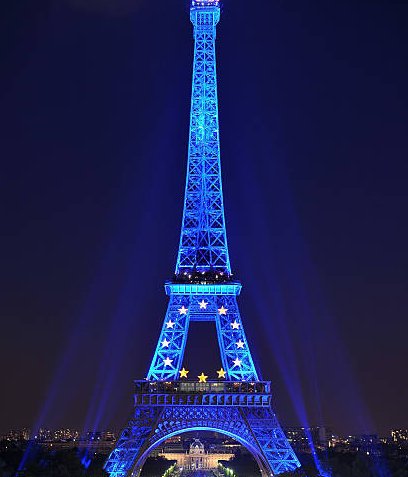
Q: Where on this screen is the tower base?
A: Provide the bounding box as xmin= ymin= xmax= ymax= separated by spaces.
xmin=105 ymin=381 xmax=301 ymax=477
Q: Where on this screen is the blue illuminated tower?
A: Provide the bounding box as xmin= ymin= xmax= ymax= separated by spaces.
xmin=105 ymin=1 xmax=304 ymax=475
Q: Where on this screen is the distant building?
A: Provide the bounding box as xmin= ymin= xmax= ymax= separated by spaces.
xmin=161 ymin=435 xmax=184 ymax=453
xmin=391 ymin=429 xmax=408 ymax=446
xmin=86 ymin=431 xmax=116 ymax=442
xmin=285 ymin=427 xmax=331 ymax=452
xmin=37 ymin=428 xmax=52 ymax=441
xmin=219 ymin=438 xmax=242 ymax=452
xmin=328 ymin=434 xmax=352 ymax=451
xmin=53 ymin=429 xmax=79 ymax=441
xmin=3 ymin=429 xmax=30 ymax=441
xmin=349 ymin=434 xmax=381 ymax=456
xmin=159 ymin=438 xmax=233 ymax=470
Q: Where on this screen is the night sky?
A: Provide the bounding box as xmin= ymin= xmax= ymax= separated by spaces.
xmin=1 ymin=0 xmax=407 ymax=438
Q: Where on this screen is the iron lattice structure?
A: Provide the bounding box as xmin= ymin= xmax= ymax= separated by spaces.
xmin=176 ymin=0 xmax=230 ymax=276
xmin=105 ymin=1 xmax=303 ymax=476
xmin=147 ymin=283 xmax=258 ymax=382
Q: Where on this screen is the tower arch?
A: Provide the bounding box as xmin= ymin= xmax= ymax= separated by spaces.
xmin=132 ymin=426 xmax=271 ymax=477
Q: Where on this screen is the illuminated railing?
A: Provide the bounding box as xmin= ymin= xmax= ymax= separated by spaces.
xmin=136 ymin=380 xmax=270 ymax=394
xmin=165 ymin=282 xmax=242 ymax=296
xmin=134 ymin=381 xmax=272 ymax=407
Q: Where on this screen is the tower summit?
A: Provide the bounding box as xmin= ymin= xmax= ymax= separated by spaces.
xmin=104 ymin=1 xmax=305 ymax=476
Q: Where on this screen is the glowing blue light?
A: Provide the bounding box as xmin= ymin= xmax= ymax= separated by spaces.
xmin=191 ymin=0 xmax=220 ymax=7
xmin=104 ymin=1 xmax=303 ymax=476
xmin=165 ymin=282 xmax=242 ymax=296
xmin=177 ymin=0 xmax=226 ymax=276
xmin=80 ymin=451 xmax=92 ymax=470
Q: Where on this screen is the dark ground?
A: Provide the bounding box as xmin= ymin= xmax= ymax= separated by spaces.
xmin=1 ymin=442 xmax=408 ymax=477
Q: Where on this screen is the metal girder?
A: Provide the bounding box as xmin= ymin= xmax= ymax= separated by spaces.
xmin=146 ymin=287 xmax=258 ymax=382
xmin=147 ymin=294 xmax=190 ymax=381
xmin=104 ymin=408 xmax=161 ymax=477
xmin=243 ymin=407 xmax=302 ymax=474
xmin=176 ymin=3 xmax=230 ymax=276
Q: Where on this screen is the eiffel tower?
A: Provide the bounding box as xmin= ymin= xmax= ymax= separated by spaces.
xmin=105 ymin=1 xmax=304 ymax=475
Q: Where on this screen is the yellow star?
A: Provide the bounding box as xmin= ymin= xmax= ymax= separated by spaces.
xmin=217 ymin=368 xmax=227 ymax=379
xmin=198 ymin=372 xmax=208 ymax=383
xmin=179 ymin=367 xmax=189 ymax=379
xmin=218 ymin=305 xmax=228 ymax=315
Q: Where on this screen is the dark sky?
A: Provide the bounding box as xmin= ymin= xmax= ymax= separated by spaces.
xmin=1 ymin=0 xmax=407 ymax=438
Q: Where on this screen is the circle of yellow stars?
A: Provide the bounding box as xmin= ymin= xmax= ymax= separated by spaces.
xmin=163 ymin=301 xmax=244 ymax=382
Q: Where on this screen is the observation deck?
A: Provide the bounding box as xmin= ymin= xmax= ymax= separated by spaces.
xmin=134 ymin=380 xmax=272 ymax=408
xmin=165 ymin=282 xmax=242 ymax=296
xmin=191 ymin=0 xmax=220 ymax=7
xmin=190 ymin=0 xmax=220 ymax=29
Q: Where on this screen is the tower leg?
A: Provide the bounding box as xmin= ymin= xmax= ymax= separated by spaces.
xmin=104 ymin=408 xmax=161 ymax=477
xmin=215 ymin=295 xmax=259 ymax=381
xmin=147 ymin=295 xmax=191 ymax=381
xmin=242 ymin=408 xmax=301 ymax=475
